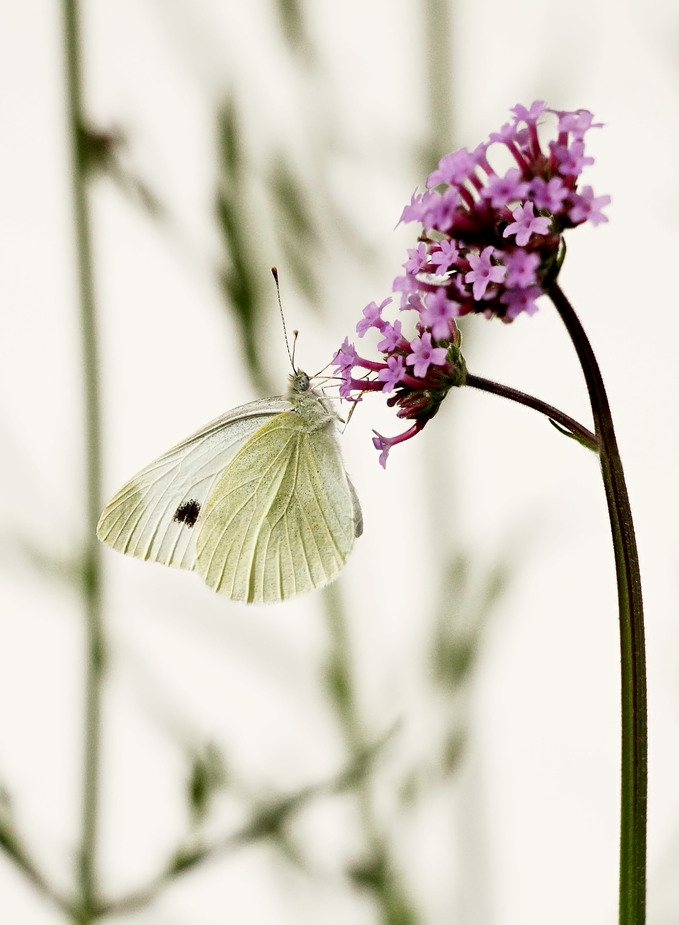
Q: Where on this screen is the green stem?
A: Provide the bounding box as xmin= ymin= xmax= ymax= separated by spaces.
xmin=465 ymin=372 xmax=598 ymax=451
xmin=63 ymin=1 xmax=105 ymax=919
xmin=547 ymin=281 xmax=647 ymax=925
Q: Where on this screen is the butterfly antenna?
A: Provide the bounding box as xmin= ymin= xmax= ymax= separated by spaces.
xmin=271 ymin=267 xmax=298 ymax=373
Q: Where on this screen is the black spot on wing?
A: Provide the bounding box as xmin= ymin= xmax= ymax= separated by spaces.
xmin=173 ymin=499 xmax=201 ymax=528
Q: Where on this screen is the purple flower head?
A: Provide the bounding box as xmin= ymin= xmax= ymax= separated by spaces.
xmin=334 ymin=101 xmax=609 ymax=463
xmin=331 ymin=291 xmax=467 ymax=464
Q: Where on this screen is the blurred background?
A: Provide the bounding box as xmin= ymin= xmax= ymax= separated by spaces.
xmin=1 ymin=1 xmax=679 ymax=923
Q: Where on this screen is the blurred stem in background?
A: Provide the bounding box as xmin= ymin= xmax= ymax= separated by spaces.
xmin=214 ymin=100 xmax=324 ymax=395
xmin=2 ymin=1 xmax=513 ymax=921
xmin=275 ymin=0 xmax=313 ymax=60
xmin=324 ymin=583 xmax=418 ymax=925
xmin=215 ymin=98 xmax=271 ymax=396
xmin=63 ymin=0 xmax=105 ymax=919
xmin=320 ymin=5 xmax=510 ymax=922
xmin=422 ymin=0 xmax=455 ymax=164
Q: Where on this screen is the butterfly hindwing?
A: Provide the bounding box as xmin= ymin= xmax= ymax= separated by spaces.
xmin=96 ymin=397 xmax=291 ymax=570
xmin=195 ymin=409 xmax=360 ymax=602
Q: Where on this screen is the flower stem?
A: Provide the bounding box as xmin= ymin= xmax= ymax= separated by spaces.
xmin=547 ymin=281 xmax=647 ymax=925
xmin=63 ymin=0 xmax=105 ymax=919
xmin=465 ymin=373 xmax=598 ymax=451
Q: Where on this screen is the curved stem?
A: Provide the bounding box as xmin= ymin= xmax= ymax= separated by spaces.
xmin=547 ymin=281 xmax=647 ymax=925
xmin=63 ymin=1 xmax=105 ymax=920
xmin=465 ymin=372 xmax=599 ymax=451
xmin=95 ymin=742 xmax=387 ymax=918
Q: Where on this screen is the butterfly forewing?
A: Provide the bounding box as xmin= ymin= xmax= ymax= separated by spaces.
xmin=96 ymin=398 xmax=291 ymax=570
xmin=195 ymin=410 xmax=360 ymax=602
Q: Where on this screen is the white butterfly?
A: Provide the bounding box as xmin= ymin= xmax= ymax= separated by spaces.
xmin=97 ymin=370 xmax=362 ymax=603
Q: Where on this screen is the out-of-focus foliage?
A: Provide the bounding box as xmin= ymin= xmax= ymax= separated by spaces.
xmin=0 ymin=3 xmax=513 ymax=924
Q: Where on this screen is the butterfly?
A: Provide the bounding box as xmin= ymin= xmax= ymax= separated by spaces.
xmin=96 ymin=369 xmax=363 ymax=603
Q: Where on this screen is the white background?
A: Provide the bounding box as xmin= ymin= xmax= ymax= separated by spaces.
xmin=1 ymin=2 xmax=678 ymax=923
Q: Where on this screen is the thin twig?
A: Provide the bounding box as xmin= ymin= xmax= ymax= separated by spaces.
xmin=465 ymin=372 xmax=599 ymax=451
xmin=95 ymin=741 xmax=386 ymax=919
xmin=0 ymin=820 xmax=74 ymax=916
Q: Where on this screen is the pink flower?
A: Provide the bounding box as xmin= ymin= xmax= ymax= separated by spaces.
xmin=465 ymin=247 xmax=507 ymax=300
xmin=403 ymin=242 xmax=429 ymax=274
xmin=378 ymin=355 xmax=406 ymax=392
xmin=568 ymin=186 xmax=611 ymax=226
xmin=372 ymin=423 xmax=424 ymax=468
xmin=500 ymin=285 xmax=542 ymax=320
xmin=482 ymin=169 xmax=530 ymax=209
xmin=332 ymin=337 xmax=359 ymax=374
xmin=504 ymin=249 xmax=540 ymax=288
xmin=551 ymin=139 xmax=594 ymax=177
xmin=429 ymin=239 xmax=459 ymax=272
xmin=529 ymin=176 xmax=569 ymax=212
xmin=377 ymin=320 xmax=404 ymax=353
xmin=503 ymin=202 xmax=551 ymax=246
xmin=406 ymin=332 xmax=448 ymax=378
xmin=420 ymin=289 xmax=460 ymax=341
xmin=427 ymin=147 xmax=480 ymax=188
xmin=356 ymin=298 xmax=391 ymax=337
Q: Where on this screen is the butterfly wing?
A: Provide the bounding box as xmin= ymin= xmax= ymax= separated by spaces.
xmin=195 ymin=410 xmax=362 ymax=602
xmin=96 ymin=397 xmax=291 ymax=570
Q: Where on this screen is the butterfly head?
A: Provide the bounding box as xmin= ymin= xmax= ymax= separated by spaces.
xmin=289 ymin=369 xmax=311 ymax=395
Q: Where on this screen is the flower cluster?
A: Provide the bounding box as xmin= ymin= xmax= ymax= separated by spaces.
xmin=333 ymin=101 xmax=610 ymax=466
